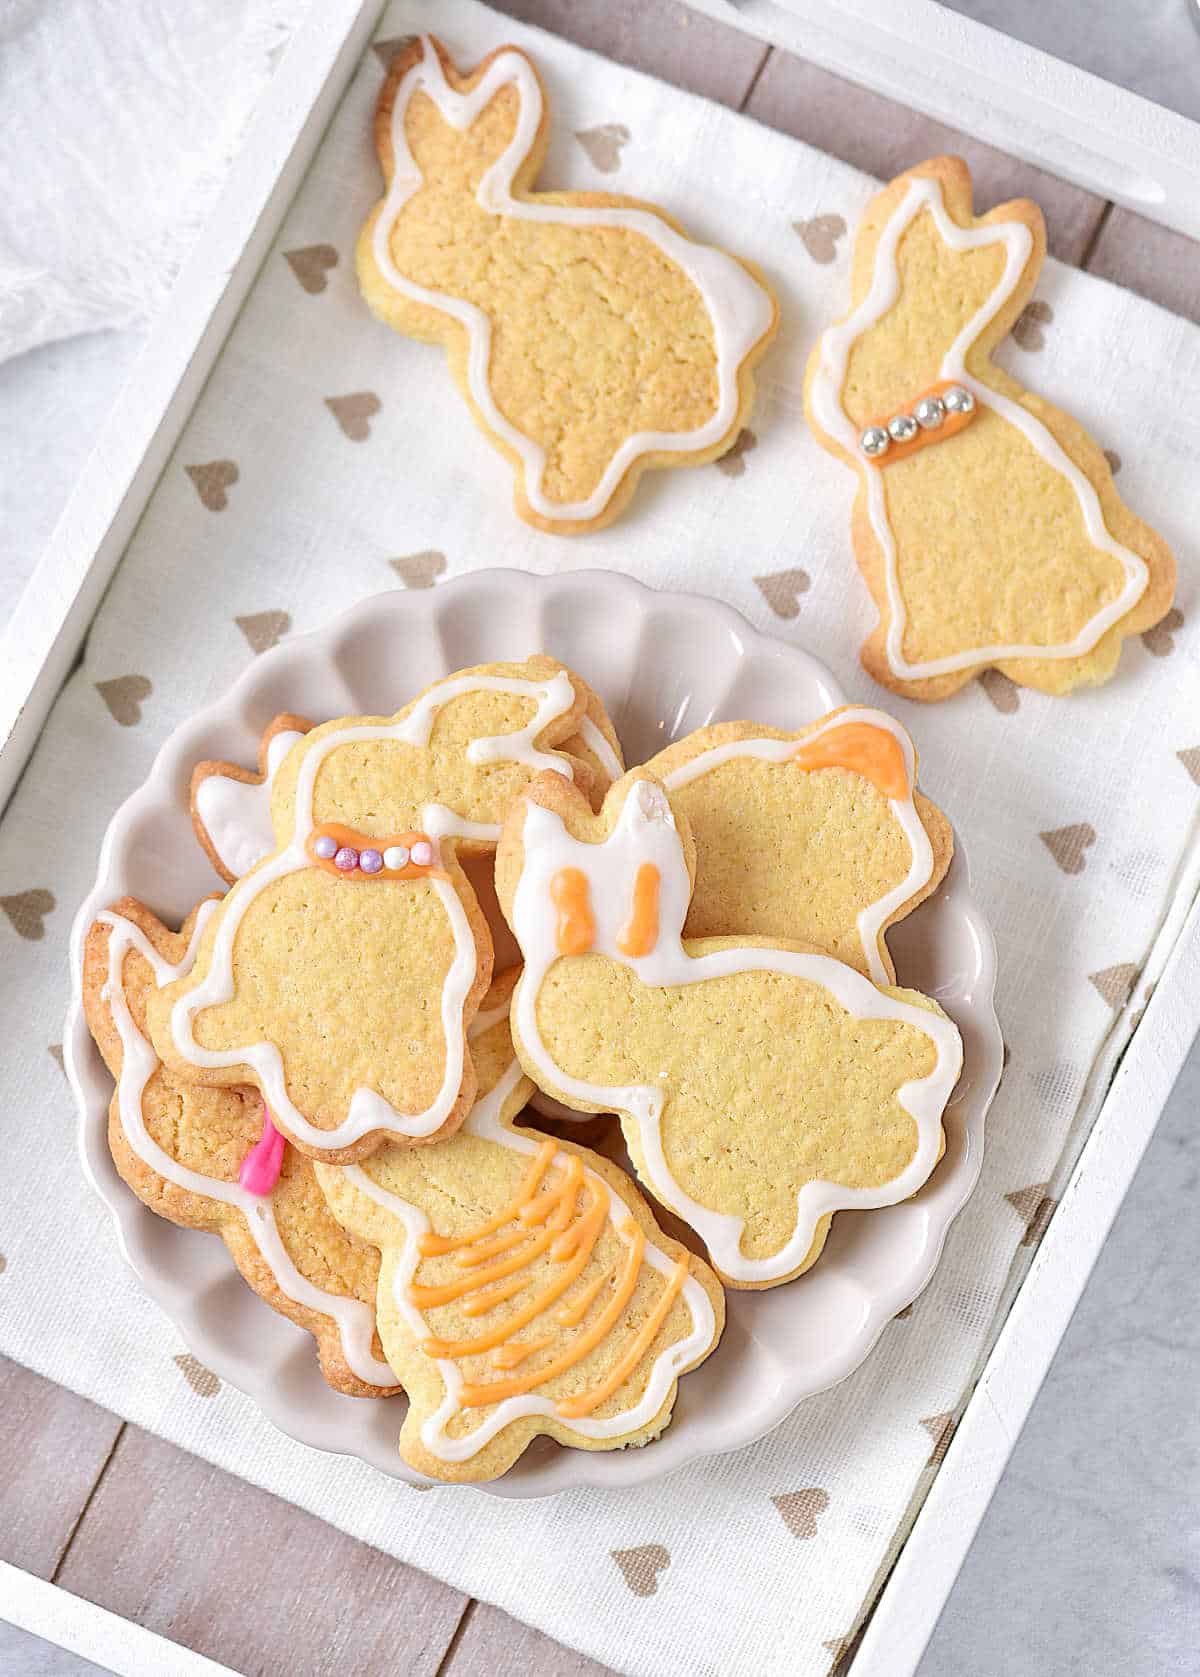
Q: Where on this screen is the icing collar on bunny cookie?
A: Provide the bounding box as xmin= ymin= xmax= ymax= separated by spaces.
xmin=99 ymin=908 xmax=396 ymax=1388
xmin=808 ymin=176 xmax=1148 ymax=679
xmin=372 ymin=38 xmax=775 ymax=525
xmin=509 ymin=779 xmax=962 ymax=1286
xmin=169 ymin=671 xmax=575 ymax=1148
xmin=340 ymin=1001 xmax=716 ymax=1462
xmin=663 ymin=708 xmax=933 ymax=987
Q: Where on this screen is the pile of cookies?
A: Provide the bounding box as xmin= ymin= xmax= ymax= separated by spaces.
xmin=83 ymin=656 xmax=963 ymax=1482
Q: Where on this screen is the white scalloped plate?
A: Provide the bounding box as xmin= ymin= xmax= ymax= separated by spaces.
xmin=67 ymin=571 xmax=1002 ymax=1497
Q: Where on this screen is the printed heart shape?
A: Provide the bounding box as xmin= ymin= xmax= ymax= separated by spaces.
xmin=326 ymin=392 xmax=381 ymax=441
xmin=1004 ymin=1184 xmax=1056 ymax=1246
xmin=772 ymin=1487 xmax=830 ymax=1539
xmin=574 ymin=123 xmax=630 ymax=173
xmin=1039 ymin=822 xmax=1095 ymax=874
xmin=1142 ymin=607 xmax=1183 ymax=657
xmin=919 ymin=1411 xmax=956 ymax=1466
xmin=611 ymin=1544 xmax=670 ymax=1597
xmin=716 ymin=428 xmax=757 ymax=478
xmin=1177 ymin=747 xmax=1200 ymax=786
xmin=389 ymin=551 xmax=447 ymax=589
xmin=1 ymin=889 xmax=55 ymax=941
xmin=1089 ymin=962 xmax=1139 ymax=1009
xmin=1103 ymin=448 xmax=1122 ymax=476
xmin=174 ymin=1353 xmax=221 ymax=1398
xmin=372 ymin=34 xmax=417 ymax=69
xmin=96 ymin=675 xmax=152 ymax=727
xmin=979 ymin=669 xmax=1020 ymax=713
xmin=1012 ymin=299 xmax=1053 ymax=352
xmin=235 ymin=611 xmax=291 ymax=655
xmin=185 ymin=460 xmax=238 ymax=511
xmin=0 ymin=1254 xmax=6 ymax=1276
xmin=894 ymin=1302 xmax=914 ymax=1320
xmin=754 ymin=568 xmax=810 ymax=619
xmin=284 ymin=244 xmax=338 ymax=294
xmin=823 ymin=1634 xmax=858 ymax=1677
xmin=48 ymin=1044 xmax=65 ymax=1074
xmin=793 ymin=213 xmax=847 ymax=264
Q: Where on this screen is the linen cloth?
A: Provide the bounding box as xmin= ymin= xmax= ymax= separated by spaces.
xmin=3 ymin=4 xmax=1200 ymax=1673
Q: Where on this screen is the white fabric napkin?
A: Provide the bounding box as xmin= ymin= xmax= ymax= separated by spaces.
xmin=3 ymin=4 xmax=1199 ymax=1674
xmin=0 ymin=0 xmax=295 ymax=362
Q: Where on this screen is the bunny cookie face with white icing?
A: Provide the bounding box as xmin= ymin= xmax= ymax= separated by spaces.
xmin=82 ymin=897 xmax=398 ymax=1396
xmin=149 ymin=656 xmax=597 ymax=1162
xmin=805 ymin=155 xmax=1176 ymax=701
xmin=358 ymin=36 xmax=779 ymax=535
xmin=496 ymin=772 xmax=963 ymax=1290
xmin=318 ymin=973 xmax=723 ymax=1482
xmin=644 ymin=706 xmax=953 ymax=984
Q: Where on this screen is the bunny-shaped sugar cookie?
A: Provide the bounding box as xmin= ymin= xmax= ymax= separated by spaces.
xmin=83 ymin=897 xmax=398 ymax=1395
xmin=805 ymin=156 xmax=1175 ymax=700
xmin=496 ymin=771 xmax=962 ymax=1289
xmin=318 ymin=973 xmax=723 ymax=1481
xmin=149 ymin=658 xmax=602 ymax=1161
xmin=358 ymin=36 xmax=778 ymax=534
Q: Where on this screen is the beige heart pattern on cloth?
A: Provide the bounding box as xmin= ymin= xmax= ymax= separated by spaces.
xmin=1005 ymin=1183 xmax=1057 ymax=1246
xmin=1142 ymin=607 xmax=1184 ymax=656
xmin=325 ymin=393 xmax=381 ymax=441
xmin=1 ymin=889 xmax=55 ymax=941
xmin=1089 ymin=962 xmax=1139 ymax=1009
xmin=96 ymin=675 xmax=152 ymax=726
xmin=1177 ymin=746 xmax=1200 ymax=785
xmin=184 ymin=460 xmax=238 ymax=511
xmin=979 ymin=669 xmax=1020 ymax=714
xmin=715 ymin=427 xmax=757 ymax=478
xmin=793 ymin=213 xmax=846 ymax=264
xmin=1103 ymin=448 xmax=1122 ymax=475
xmin=235 ymin=611 xmax=291 ymax=654
xmin=772 ymin=1488 xmax=830 ymax=1539
xmin=611 ymin=1544 xmax=671 ymax=1597
xmin=284 ymin=244 xmax=339 ymax=294
xmin=48 ymin=1044 xmax=65 ymax=1074
xmin=1011 ymin=299 xmax=1053 ymax=351
xmin=1040 ymin=822 xmax=1096 ymax=875
xmin=754 ymin=568 xmax=810 ymax=619
xmin=389 ymin=551 xmax=446 ymax=588
xmin=574 ymin=123 xmax=630 ymax=173
xmin=173 ymin=1353 xmax=221 ymax=1398
xmin=919 ymin=1411 xmax=956 ymax=1466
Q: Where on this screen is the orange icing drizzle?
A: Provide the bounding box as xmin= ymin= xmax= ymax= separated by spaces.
xmin=793 ymin=721 xmax=909 ymax=802
xmin=868 ymin=378 xmax=976 ymax=466
xmin=550 ymin=867 xmax=595 ymax=955
xmin=305 ymin=823 xmax=441 ymax=881
xmin=409 ymin=1142 xmax=688 ymax=1417
xmin=616 ymin=863 xmax=660 ymax=957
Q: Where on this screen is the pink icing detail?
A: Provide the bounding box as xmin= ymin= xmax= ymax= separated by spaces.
xmin=239 ymin=1104 xmax=286 ymax=1196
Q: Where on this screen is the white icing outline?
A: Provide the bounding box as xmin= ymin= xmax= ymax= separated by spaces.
xmin=194 ymin=728 xmax=305 ymax=880
xmin=663 ymin=707 xmax=933 ymax=987
xmin=371 ymin=37 xmax=775 ymax=524
xmin=509 ymin=781 xmax=962 ymax=1285
xmin=576 ymin=715 xmax=623 ymax=784
xmin=169 ymin=672 xmax=576 ymax=1148
xmin=340 ymin=1022 xmax=716 ymax=1464
xmin=808 ymin=176 xmax=1149 ymax=679
xmin=98 ymin=908 xmax=395 ymax=1389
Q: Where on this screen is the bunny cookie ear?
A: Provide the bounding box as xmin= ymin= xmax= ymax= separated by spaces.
xmin=374 ymin=37 xmax=549 ymax=199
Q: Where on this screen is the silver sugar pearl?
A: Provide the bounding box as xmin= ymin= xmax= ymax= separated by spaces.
xmin=888 ymin=413 xmax=919 ymax=444
xmin=943 ymin=384 xmax=975 ymax=415
xmin=914 ymin=395 xmax=946 ymax=430
xmin=860 ymin=425 xmax=890 ymax=458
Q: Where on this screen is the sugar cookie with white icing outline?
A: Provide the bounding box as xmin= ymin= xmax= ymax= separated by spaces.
xmin=804 ymin=155 xmax=1175 ymax=700
xmin=82 ymin=897 xmax=399 ymax=1397
xmin=496 ymin=770 xmax=963 ymax=1289
xmin=643 ymin=705 xmax=952 ymax=984
xmin=317 ymin=971 xmax=723 ymax=1480
xmin=358 ymin=36 xmax=779 ymax=535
